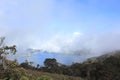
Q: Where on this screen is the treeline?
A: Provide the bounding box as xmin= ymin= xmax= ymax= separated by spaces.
xmin=20 ymin=52 xmax=120 ymax=80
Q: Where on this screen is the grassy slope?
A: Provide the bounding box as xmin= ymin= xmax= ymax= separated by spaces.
xmin=25 ymin=69 xmax=84 ymax=80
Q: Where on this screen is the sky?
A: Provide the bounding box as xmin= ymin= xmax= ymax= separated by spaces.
xmin=0 ymin=0 xmax=120 ymax=64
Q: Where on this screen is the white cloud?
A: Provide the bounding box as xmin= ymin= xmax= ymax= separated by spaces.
xmin=39 ymin=32 xmax=83 ymax=53
xmin=32 ymin=31 xmax=120 ymax=57
xmin=0 ymin=0 xmax=120 ymax=61
xmin=73 ymin=32 xmax=82 ymax=35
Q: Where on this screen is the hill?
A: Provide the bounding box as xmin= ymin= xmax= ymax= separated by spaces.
xmin=1 ymin=49 xmax=120 ymax=80
xmin=77 ymin=51 xmax=120 ymax=80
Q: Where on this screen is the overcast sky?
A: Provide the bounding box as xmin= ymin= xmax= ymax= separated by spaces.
xmin=0 ymin=0 xmax=120 ymax=56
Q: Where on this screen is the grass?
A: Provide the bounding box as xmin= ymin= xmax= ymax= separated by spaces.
xmin=24 ymin=69 xmax=83 ymax=80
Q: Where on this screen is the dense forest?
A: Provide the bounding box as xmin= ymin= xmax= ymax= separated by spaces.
xmin=0 ymin=37 xmax=120 ymax=80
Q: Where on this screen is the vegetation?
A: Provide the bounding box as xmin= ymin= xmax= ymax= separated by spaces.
xmin=0 ymin=37 xmax=82 ymax=80
xmin=1 ymin=37 xmax=120 ymax=80
xmin=19 ymin=51 xmax=120 ymax=80
xmin=0 ymin=37 xmax=16 ymax=70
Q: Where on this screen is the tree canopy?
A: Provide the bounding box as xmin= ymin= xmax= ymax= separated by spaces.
xmin=0 ymin=37 xmax=16 ymax=70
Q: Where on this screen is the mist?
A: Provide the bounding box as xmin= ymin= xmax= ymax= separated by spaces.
xmin=3 ymin=30 xmax=120 ymax=65
xmin=0 ymin=0 xmax=120 ymax=64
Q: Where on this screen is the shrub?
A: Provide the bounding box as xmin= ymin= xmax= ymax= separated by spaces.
xmin=20 ymin=76 xmax=29 ymax=80
xmin=37 ymin=75 xmax=53 ymax=80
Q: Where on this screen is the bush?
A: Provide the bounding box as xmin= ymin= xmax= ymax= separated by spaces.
xmin=1 ymin=68 xmax=29 ymax=80
xmin=37 ymin=75 xmax=53 ymax=80
xmin=20 ymin=76 xmax=29 ymax=80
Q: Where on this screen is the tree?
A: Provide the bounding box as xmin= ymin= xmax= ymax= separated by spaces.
xmin=44 ymin=58 xmax=60 ymax=73
xmin=44 ymin=58 xmax=58 ymax=69
xmin=0 ymin=37 xmax=16 ymax=70
xmin=36 ymin=64 xmax=40 ymax=69
xmin=20 ymin=60 xmax=35 ymax=69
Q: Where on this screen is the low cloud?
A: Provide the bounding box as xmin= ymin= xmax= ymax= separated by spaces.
xmin=38 ymin=31 xmax=120 ymax=56
xmin=2 ymin=30 xmax=120 ymax=57
xmin=0 ymin=0 xmax=120 ymax=64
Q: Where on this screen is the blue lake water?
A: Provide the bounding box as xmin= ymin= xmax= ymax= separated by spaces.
xmin=17 ymin=52 xmax=92 ymax=66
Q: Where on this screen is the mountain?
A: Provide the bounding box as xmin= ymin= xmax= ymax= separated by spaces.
xmin=76 ymin=50 xmax=120 ymax=80
xmin=83 ymin=50 xmax=120 ymax=64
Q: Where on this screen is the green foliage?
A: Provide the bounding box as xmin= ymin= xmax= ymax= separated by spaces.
xmin=37 ymin=75 xmax=53 ymax=80
xmin=0 ymin=37 xmax=16 ymax=70
xmin=20 ymin=60 xmax=35 ymax=70
xmin=43 ymin=58 xmax=61 ymax=73
xmin=1 ymin=68 xmax=26 ymax=80
xmin=44 ymin=58 xmax=58 ymax=69
xmin=20 ymin=76 xmax=29 ymax=80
